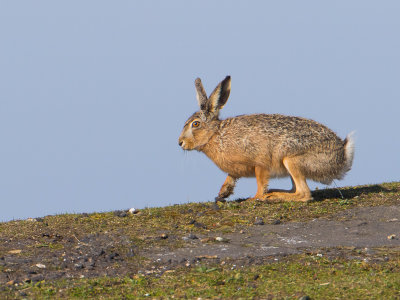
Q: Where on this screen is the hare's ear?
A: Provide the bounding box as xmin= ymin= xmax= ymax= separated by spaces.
xmin=195 ymin=78 xmax=208 ymax=110
xmin=208 ymin=76 xmax=231 ymax=114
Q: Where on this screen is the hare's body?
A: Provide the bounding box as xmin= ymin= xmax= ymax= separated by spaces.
xmin=179 ymin=76 xmax=354 ymax=202
xmin=200 ymin=114 xmax=349 ymax=182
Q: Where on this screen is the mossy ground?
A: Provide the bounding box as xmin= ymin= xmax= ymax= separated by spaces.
xmin=1 ymin=182 xmax=399 ymax=299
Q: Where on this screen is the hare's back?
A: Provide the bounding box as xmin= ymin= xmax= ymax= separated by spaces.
xmin=222 ymin=114 xmax=343 ymax=152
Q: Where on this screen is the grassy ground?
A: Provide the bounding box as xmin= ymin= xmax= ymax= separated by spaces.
xmin=1 ymin=182 xmax=400 ymax=299
xmin=3 ymin=251 xmax=400 ymax=299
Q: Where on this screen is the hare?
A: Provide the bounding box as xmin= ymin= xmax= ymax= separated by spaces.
xmin=178 ymin=76 xmax=354 ymax=202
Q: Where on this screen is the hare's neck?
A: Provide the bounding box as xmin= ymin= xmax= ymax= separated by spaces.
xmin=199 ymin=130 xmax=223 ymax=164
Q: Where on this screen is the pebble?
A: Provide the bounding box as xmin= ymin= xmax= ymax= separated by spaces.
xmin=215 ymin=237 xmax=230 ymax=243
xmin=200 ymin=237 xmax=215 ymax=243
xmin=113 ymin=210 xmax=127 ymax=218
xmin=272 ymin=219 xmax=281 ymax=225
xmin=160 ymin=233 xmax=168 ymax=239
xmin=35 ymin=263 xmax=46 ymax=269
xmin=387 ymin=234 xmax=396 ymax=240
xmin=254 ymin=217 xmax=265 ymax=225
xmin=128 ymin=208 xmax=139 ymax=214
xmin=8 ymin=249 xmax=22 ymax=254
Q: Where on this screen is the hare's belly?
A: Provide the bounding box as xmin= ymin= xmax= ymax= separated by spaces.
xmin=211 ymin=152 xmax=290 ymax=178
xmin=211 ymin=154 xmax=257 ymax=177
xmin=219 ymin=162 xmax=255 ymax=178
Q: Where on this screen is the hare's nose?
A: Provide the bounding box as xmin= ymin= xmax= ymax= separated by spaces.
xmin=179 ymin=141 xmax=183 ymax=146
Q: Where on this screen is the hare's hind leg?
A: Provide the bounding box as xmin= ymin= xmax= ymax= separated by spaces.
xmin=266 ymin=157 xmax=313 ymax=202
xmin=216 ymin=175 xmax=237 ymax=201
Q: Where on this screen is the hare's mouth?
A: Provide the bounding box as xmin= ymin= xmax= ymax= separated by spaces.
xmin=179 ymin=141 xmax=195 ymax=151
xmin=179 ymin=140 xmax=187 ymax=150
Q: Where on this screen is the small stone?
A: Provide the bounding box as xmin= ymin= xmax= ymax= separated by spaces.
xmin=113 ymin=210 xmax=127 ymax=217
xmin=22 ymin=277 xmax=31 ymax=283
xmin=215 ymin=237 xmax=230 ymax=243
xmin=299 ymin=296 xmax=311 ymax=300
xmin=128 ymin=208 xmax=139 ymax=214
xmin=8 ymin=249 xmax=22 ymax=254
xmin=36 ymin=263 xmax=46 ymax=269
xmin=160 ymin=233 xmax=168 ymax=239
xmin=387 ymin=234 xmax=396 ymax=240
xmin=254 ymin=217 xmax=265 ymax=225
xmin=272 ymin=219 xmax=281 ymax=225
xmin=26 ymin=218 xmax=37 ymax=222
xmin=74 ymin=263 xmax=84 ymax=269
xmin=6 ymin=280 xmax=14 ymax=286
xmin=201 ymin=237 xmax=215 ymax=243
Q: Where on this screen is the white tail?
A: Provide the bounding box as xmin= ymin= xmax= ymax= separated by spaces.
xmin=341 ymin=131 xmax=355 ymax=178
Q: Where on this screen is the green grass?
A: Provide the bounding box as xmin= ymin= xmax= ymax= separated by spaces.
xmin=4 ymin=254 xmax=400 ymax=299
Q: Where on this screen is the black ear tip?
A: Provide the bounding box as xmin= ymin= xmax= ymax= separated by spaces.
xmin=225 ymin=75 xmax=231 ymax=81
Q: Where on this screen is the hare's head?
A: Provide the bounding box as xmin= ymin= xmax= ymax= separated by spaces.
xmin=179 ymin=76 xmax=231 ymax=151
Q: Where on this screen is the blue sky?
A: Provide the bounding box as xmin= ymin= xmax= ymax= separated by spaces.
xmin=1 ymin=1 xmax=399 ymax=221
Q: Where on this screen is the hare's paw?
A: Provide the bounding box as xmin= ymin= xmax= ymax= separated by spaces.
xmin=247 ymin=194 xmax=275 ymax=202
xmin=265 ymin=192 xmax=312 ymax=202
xmin=215 ymin=197 xmax=227 ymax=203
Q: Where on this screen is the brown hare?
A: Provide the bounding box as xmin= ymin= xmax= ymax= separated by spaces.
xmin=178 ymin=76 xmax=354 ymax=202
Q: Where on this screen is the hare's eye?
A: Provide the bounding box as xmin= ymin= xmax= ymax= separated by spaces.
xmin=192 ymin=121 xmax=200 ymax=128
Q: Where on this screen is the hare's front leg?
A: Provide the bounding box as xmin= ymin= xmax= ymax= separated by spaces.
xmin=216 ymin=175 xmax=237 ymax=201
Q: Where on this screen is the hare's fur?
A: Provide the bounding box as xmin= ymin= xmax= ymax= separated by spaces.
xmin=179 ymin=76 xmax=354 ymax=202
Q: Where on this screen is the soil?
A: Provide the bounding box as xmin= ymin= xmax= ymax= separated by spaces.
xmin=1 ymin=203 xmax=399 ymax=286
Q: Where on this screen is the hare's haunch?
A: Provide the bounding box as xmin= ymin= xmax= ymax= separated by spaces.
xmin=178 ymin=76 xmax=354 ymax=202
